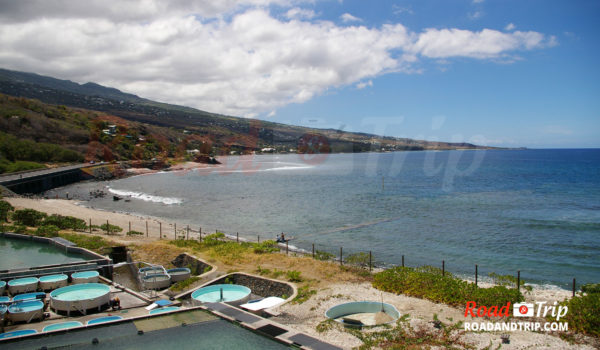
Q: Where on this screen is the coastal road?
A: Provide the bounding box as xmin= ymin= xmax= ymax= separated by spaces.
xmin=0 ymin=163 xmax=95 ymax=185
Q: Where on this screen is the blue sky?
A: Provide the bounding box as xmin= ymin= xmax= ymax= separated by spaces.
xmin=0 ymin=0 xmax=598 ymax=148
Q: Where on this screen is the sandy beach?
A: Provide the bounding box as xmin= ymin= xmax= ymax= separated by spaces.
xmin=4 ymin=197 xmax=595 ymax=349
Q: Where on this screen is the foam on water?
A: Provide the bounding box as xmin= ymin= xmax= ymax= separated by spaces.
xmin=108 ymin=187 xmax=182 ymax=205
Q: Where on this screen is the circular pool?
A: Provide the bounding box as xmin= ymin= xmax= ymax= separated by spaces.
xmin=0 ymin=280 xmax=5 ymax=295
xmin=8 ymin=300 xmax=44 ymax=323
xmin=7 ymin=277 xmax=39 ymax=294
xmin=50 ymin=283 xmax=110 ymax=315
xmin=191 ymin=284 xmax=251 ymax=306
xmin=0 ymin=296 xmax=10 ymax=304
xmin=142 ymin=274 xmax=171 ymax=290
xmin=39 ymin=274 xmax=68 ymax=290
xmin=71 ymin=271 xmax=99 ymax=284
xmin=167 ymin=267 xmax=191 ymax=282
xmin=0 ymin=304 xmax=6 ymax=316
xmin=325 ymin=301 xmax=400 ymax=327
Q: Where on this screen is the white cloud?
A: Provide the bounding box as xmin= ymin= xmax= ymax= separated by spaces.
xmin=285 ymin=7 xmax=316 ymax=20
xmin=356 ymin=80 xmax=373 ymax=89
xmin=411 ymin=28 xmax=555 ymax=59
xmin=340 ymin=13 xmax=362 ymax=23
xmin=0 ymin=1 xmax=557 ymax=117
xmin=505 ymin=23 xmax=516 ymax=31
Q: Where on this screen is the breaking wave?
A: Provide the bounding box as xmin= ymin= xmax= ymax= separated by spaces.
xmin=107 ymin=188 xmax=182 ymax=205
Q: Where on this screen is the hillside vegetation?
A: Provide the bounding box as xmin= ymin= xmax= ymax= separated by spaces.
xmin=0 ymin=68 xmax=493 ymax=174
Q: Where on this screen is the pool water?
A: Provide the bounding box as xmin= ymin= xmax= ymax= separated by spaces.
xmin=8 ymin=300 xmax=43 ymax=313
xmin=191 ymin=284 xmax=251 ymax=303
xmin=0 ymin=312 xmax=289 ymax=349
xmin=39 ymin=274 xmax=68 ymax=282
xmin=71 ymin=271 xmax=99 ymax=279
xmin=13 ymin=292 xmax=46 ymax=302
xmin=51 ymin=283 xmax=110 ymax=301
xmin=149 ymin=307 xmax=180 ymax=315
xmin=0 ymin=329 xmax=37 ymax=339
xmin=43 ymin=321 xmax=83 ymax=332
xmin=87 ymin=316 xmax=123 ymax=325
xmin=0 ymin=237 xmax=89 ymax=270
xmin=8 ymin=277 xmax=38 ymax=286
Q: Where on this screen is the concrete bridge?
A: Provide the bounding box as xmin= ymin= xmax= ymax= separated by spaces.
xmin=0 ymin=163 xmax=96 ymax=194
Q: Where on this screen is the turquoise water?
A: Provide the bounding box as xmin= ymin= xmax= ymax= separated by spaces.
xmin=43 ymin=321 xmax=83 ymax=332
xmin=0 ymin=305 xmax=6 ymax=314
xmin=192 ymin=284 xmax=251 ymax=303
xmin=8 ymin=300 xmax=43 ymax=313
xmin=13 ymin=292 xmax=45 ymax=301
xmin=50 ymin=283 xmax=109 ymax=301
xmin=8 ymin=277 xmax=38 ymax=286
xmin=71 ymin=271 xmax=99 ymax=279
xmin=0 ymin=237 xmax=90 ymax=270
xmin=3 ymin=317 xmax=289 ymax=349
xmin=52 ymin=149 xmax=600 ymax=288
xmin=0 ymin=329 xmax=37 ymax=339
xmin=86 ymin=316 xmax=122 ymax=325
xmin=39 ymin=274 xmax=68 ymax=283
xmin=0 ymin=296 xmax=10 ymax=303
xmin=148 ymin=306 xmax=180 ymax=315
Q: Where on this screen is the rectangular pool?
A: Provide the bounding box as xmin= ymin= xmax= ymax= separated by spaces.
xmin=0 ymin=236 xmax=90 ymax=270
xmin=0 ymin=310 xmax=290 ymax=349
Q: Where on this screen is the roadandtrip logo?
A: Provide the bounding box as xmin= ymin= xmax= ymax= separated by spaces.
xmin=463 ymin=301 xmax=569 ymax=332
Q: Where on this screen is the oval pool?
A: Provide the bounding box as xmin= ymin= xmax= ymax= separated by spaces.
xmin=43 ymin=321 xmax=83 ymax=332
xmin=86 ymin=315 xmax=123 ymax=325
xmin=0 ymin=329 xmax=37 ymax=339
xmin=142 ymin=274 xmax=171 ymax=290
xmin=50 ymin=283 xmax=110 ymax=315
xmin=71 ymin=271 xmax=99 ymax=284
xmin=191 ymin=284 xmax=251 ymax=306
xmin=149 ymin=306 xmax=180 ymax=315
xmin=12 ymin=292 xmax=46 ymax=302
xmin=8 ymin=300 xmax=44 ymax=323
xmin=39 ymin=274 xmax=68 ymax=290
xmin=7 ymin=277 xmax=39 ymax=294
xmin=167 ymin=267 xmax=191 ymax=282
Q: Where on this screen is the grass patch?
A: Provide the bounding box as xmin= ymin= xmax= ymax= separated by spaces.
xmin=293 ymin=285 xmax=317 ymax=304
xmin=373 ymin=266 xmax=523 ymax=307
xmin=126 ymin=230 xmax=144 ymax=236
xmin=59 ymin=233 xmax=112 ymax=253
xmin=170 ymin=276 xmax=201 ymax=292
xmin=99 ymin=223 xmax=123 ymax=235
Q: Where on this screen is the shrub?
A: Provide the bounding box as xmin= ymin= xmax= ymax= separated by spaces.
xmin=373 ymin=266 xmax=523 ymax=307
xmin=36 ymin=224 xmax=60 ymax=237
xmin=11 ymin=208 xmax=47 ymax=226
xmin=552 ymin=293 xmax=600 ymax=337
xmin=126 ymin=230 xmax=144 ymax=236
xmin=345 ymin=252 xmax=370 ymax=267
xmin=286 ymin=270 xmax=303 ymax=282
xmin=293 ymin=285 xmax=317 ymax=304
xmin=581 ymin=283 xmax=600 ymax=294
xmin=0 ymin=200 xmax=14 ymax=221
xmin=170 ymin=276 xmax=200 ymax=292
xmin=44 ymin=214 xmax=87 ymax=230
xmin=59 ymin=233 xmax=111 ymax=253
xmin=202 ymin=232 xmax=225 ymax=246
xmin=253 ymin=240 xmax=279 ymax=254
xmin=99 ymin=223 xmax=123 ymax=234
xmin=315 ymin=250 xmax=335 ymax=261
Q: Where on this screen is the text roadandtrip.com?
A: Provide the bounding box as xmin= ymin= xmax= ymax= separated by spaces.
xmin=463 ymin=301 xmax=569 ymax=332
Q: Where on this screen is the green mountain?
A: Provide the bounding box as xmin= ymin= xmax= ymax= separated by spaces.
xmin=0 ymin=67 xmax=491 ymax=173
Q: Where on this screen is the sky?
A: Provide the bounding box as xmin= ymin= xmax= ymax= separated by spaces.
xmin=0 ymin=0 xmax=598 ymax=148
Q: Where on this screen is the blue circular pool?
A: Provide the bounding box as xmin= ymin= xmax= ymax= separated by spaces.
xmin=325 ymin=301 xmax=400 ymax=326
xmin=191 ymin=284 xmax=251 ymax=305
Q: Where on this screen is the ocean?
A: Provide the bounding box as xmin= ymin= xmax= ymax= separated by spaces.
xmin=48 ymin=149 xmax=600 ymax=289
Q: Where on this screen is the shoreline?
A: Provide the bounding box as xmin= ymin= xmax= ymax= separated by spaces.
xmin=4 ymin=197 xmax=595 ymax=349
xmin=5 ymin=197 xmax=575 ymax=297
